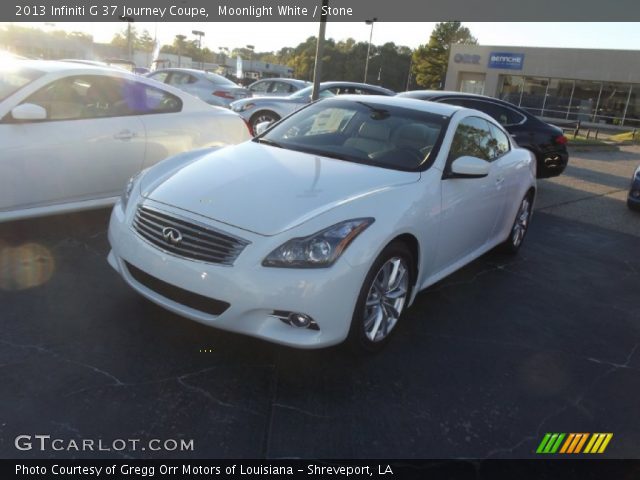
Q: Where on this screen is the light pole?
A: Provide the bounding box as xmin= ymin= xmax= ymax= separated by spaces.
xmin=192 ymin=30 xmax=205 ymax=69
xmin=311 ymin=0 xmax=329 ymax=101
xmin=246 ymin=44 xmax=255 ymax=81
xmin=405 ymin=55 xmax=412 ymax=91
xmin=118 ymin=15 xmax=135 ymax=62
xmin=175 ymin=34 xmax=186 ymax=68
xmin=363 ymin=17 xmax=377 ymax=83
xmin=218 ymin=46 xmax=229 ymax=75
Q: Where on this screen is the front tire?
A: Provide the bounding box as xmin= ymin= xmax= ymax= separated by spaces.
xmin=348 ymin=242 xmax=413 ymax=353
xmin=499 ymin=192 xmax=533 ymax=254
xmin=250 ymin=111 xmax=280 ymax=133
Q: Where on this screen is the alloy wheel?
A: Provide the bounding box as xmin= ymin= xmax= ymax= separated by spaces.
xmin=362 ymin=257 xmax=409 ymax=343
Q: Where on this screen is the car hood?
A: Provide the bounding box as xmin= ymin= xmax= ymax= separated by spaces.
xmin=142 ymin=141 xmax=419 ymax=236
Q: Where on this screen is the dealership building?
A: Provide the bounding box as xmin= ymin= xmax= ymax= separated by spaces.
xmin=445 ymin=44 xmax=640 ymax=128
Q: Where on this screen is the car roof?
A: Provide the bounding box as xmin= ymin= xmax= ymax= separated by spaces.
xmin=151 ymin=68 xmax=204 ymax=74
xmin=332 ymin=94 xmax=463 ymax=117
xmin=401 ymin=90 xmax=510 ymax=101
xmin=5 ymin=59 xmax=126 ymax=74
xmin=252 ymin=78 xmax=308 ymax=84
xmin=321 ymin=81 xmax=394 ymax=93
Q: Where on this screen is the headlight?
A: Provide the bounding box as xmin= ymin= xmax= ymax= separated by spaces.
xmin=121 ymin=170 xmax=144 ymax=209
xmin=262 ymin=218 xmax=374 ymax=268
xmin=232 ymin=102 xmax=255 ymax=112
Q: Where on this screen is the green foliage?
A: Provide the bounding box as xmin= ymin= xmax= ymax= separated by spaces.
xmin=412 ymin=22 xmax=477 ymax=89
xmin=110 ymin=26 xmax=155 ymax=53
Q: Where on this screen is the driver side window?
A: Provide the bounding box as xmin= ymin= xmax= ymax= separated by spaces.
xmin=21 ymin=75 xmax=182 ymax=121
xmin=448 ymin=117 xmax=494 ymax=162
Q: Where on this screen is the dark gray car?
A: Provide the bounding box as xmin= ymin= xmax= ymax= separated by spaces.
xmin=147 ymin=68 xmax=251 ymax=107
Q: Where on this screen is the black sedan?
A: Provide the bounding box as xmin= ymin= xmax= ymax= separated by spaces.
xmin=398 ymin=91 xmax=569 ymax=178
xmin=628 ymin=165 xmax=640 ymax=211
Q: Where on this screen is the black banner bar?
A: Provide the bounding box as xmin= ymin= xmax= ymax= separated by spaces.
xmin=5 ymin=0 xmax=640 ymax=22
xmin=4 ymin=459 xmax=640 ymax=480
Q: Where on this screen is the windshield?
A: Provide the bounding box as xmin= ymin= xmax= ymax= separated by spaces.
xmin=0 ymin=64 xmax=45 ymax=102
xmin=257 ymin=99 xmax=450 ymax=171
xmin=289 ymin=85 xmax=335 ymax=100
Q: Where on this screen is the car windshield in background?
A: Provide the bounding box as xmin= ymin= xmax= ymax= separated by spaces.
xmin=258 ymin=99 xmax=449 ymax=171
xmin=203 ymin=71 xmax=239 ymax=86
xmin=0 ymin=65 xmax=45 ymax=102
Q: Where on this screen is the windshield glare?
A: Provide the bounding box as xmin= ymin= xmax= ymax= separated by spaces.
xmin=259 ymin=99 xmax=449 ymax=171
xmin=0 ymin=65 xmax=45 ymax=102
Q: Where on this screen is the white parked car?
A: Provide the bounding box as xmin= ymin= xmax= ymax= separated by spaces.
xmin=108 ymin=96 xmax=536 ymax=351
xmin=0 ymin=60 xmax=251 ymax=222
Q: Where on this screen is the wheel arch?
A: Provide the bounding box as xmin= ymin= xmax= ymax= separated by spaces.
xmin=387 ymin=233 xmax=420 ymax=287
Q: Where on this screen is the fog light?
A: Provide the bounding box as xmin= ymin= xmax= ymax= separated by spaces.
xmin=632 ymin=190 xmax=640 ymax=198
xmin=270 ymin=310 xmax=319 ymax=330
xmin=289 ymin=313 xmax=312 ymax=328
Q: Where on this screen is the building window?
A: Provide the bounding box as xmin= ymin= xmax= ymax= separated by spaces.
xmin=595 ymin=82 xmax=631 ymax=125
xmin=624 ymin=86 xmax=640 ymax=127
xmin=520 ymin=77 xmax=548 ymax=116
xmin=568 ymin=80 xmax=601 ymax=121
xmin=497 ymin=75 xmax=524 ymax=105
xmin=543 ymin=78 xmax=574 ymax=119
xmin=458 ymin=72 xmax=485 ymax=95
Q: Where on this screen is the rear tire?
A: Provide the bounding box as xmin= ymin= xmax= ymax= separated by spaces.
xmin=348 ymin=242 xmax=414 ymax=353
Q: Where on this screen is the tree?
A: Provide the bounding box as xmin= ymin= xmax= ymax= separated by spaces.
xmin=412 ymin=22 xmax=477 ymax=89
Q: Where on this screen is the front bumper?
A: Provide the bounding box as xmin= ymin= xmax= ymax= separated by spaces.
xmin=107 ymin=201 xmax=368 ymax=348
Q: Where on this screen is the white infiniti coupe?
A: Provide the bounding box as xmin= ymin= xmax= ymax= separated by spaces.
xmin=0 ymin=60 xmax=250 ymax=222
xmin=107 ymin=96 xmax=536 ymax=351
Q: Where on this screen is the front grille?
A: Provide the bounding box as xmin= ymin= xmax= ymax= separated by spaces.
xmin=125 ymin=261 xmax=230 ymax=316
xmin=133 ymin=205 xmax=249 ymax=265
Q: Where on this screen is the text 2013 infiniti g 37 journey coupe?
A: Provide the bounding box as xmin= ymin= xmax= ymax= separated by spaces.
xmin=108 ymin=96 xmax=536 ymax=351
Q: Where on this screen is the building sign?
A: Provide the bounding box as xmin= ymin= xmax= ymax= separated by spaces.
xmin=488 ymin=52 xmax=524 ymax=70
xmin=453 ymin=53 xmax=481 ymax=65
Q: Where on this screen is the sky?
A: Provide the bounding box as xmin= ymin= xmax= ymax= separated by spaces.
xmin=9 ymin=22 xmax=640 ymax=53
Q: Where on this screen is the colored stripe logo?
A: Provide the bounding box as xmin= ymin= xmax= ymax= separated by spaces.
xmin=536 ymin=433 xmax=613 ymax=454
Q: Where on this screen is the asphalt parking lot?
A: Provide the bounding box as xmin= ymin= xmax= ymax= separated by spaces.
xmin=1 ymin=146 xmax=639 ymax=459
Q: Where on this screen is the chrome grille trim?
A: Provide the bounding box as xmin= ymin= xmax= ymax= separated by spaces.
xmin=133 ymin=204 xmax=250 ymax=265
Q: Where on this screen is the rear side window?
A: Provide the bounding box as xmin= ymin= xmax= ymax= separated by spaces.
xmin=441 ymin=97 xmax=526 ymax=126
xmin=250 ymin=81 xmax=270 ymax=93
xmin=271 ymin=81 xmax=293 ymax=94
xmin=148 ymin=71 xmax=169 ymax=83
xmin=168 ymin=72 xmax=197 ymax=86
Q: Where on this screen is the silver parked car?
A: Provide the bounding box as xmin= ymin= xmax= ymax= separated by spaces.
xmin=147 ymin=68 xmax=251 ymax=107
xmin=247 ymin=78 xmax=311 ymax=97
xmin=230 ymin=81 xmax=395 ymax=132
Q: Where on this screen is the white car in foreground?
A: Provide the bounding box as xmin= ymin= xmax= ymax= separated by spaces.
xmin=0 ymin=60 xmax=250 ymax=222
xmin=108 ymin=96 xmax=536 ymax=351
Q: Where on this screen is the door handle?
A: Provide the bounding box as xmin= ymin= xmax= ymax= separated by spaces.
xmin=114 ymin=130 xmax=136 ymax=140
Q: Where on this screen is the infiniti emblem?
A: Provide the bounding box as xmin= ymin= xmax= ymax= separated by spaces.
xmin=162 ymin=227 xmax=183 ymax=246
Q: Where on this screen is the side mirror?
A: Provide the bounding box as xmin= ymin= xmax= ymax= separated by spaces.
xmin=450 ymin=156 xmax=490 ymax=178
xmin=11 ymin=103 xmax=47 ymax=121
xmin=253 ymin=121 xmax=272 ymax=136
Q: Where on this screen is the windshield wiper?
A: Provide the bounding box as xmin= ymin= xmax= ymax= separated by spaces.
xmin=254 ymin=138 xmax=283 ymax=148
